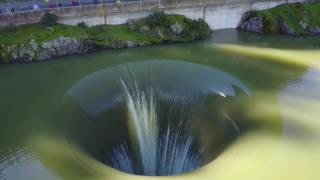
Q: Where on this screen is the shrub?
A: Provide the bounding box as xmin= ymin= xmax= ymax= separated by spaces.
xmin=146 ymin=11 xmax=170 ymax=28
xmin=262 ymin=15 xmax=275 ymax=33
xmin=190 ymin=19 xmax=211 ymax=39
xmin=77 ymin=22 xmax=87 ymax=28
xmin=248 ymin=11 xmax=258 ymax=18
xmin=3 ymin=22 xmax=17 ymax=32
xmin=40 ymin=12 xmax=58 ymax=26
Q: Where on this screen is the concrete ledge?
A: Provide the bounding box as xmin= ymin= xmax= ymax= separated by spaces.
xmin=0 ymin=0 xmax=302 ymax=29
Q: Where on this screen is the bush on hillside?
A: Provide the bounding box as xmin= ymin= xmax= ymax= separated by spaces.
xmin=190 ymin=19 xmax=211 ymax=38
xmin=146 ymin=11 xmax=170 ymax=28
xmin=3 ymin=22 xmax=17 ymax=32
xmin=77 ymin=22 xmax=87 ymax=28
xmin=41 ymin=12 xmax=58 ymax=26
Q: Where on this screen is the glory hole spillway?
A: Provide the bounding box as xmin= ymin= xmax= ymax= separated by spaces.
xmin=55 ymin=60 xmax=250 ymax=176
xmin=1 ymin=28 xmax=320 ymax=180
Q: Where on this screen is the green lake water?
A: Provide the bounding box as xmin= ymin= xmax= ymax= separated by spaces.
xmin=0 ymin=29 xmax=319 ymax=180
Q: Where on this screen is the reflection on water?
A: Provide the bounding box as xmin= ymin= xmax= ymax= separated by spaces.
xmin=280 ymin=67 xmax=320 ymax=139
xmin=0 ymin=147 xmax=57 ymax=180
xmin=214 ymin=44 xmax=320 ymax=68
xmin=67 ymin=60 xmax=250 ymax=116
xmin=0 ymin=30 xmax=319 ymax=179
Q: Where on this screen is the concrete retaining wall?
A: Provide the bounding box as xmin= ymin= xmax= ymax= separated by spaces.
xmin=0 ymin=0 xmax=303 ymax=30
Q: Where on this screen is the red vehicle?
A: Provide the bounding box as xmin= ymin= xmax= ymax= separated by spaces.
xmin=48 ymin=0 xmax=57 ymax=9
xmin=72 ymin=0 xmax=80 ymax=6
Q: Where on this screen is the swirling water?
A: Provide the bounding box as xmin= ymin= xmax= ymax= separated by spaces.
xmin=66 ymin=60 xmax=249 ymax=175
xmin=0 ymin=29 xmax=320 ymax=179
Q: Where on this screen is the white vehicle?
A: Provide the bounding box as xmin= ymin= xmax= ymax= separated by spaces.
xmin=33 ymin=4 xmax=40 ymax=10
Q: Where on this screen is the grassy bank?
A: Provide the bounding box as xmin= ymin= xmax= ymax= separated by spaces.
xmin=0 ymin=12 xmax=211 ymax=62
xmin=239 ymin=2 xmax=320 ymax=35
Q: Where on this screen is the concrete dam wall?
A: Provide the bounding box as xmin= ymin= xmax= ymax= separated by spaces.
xmin=0 ymin=0 xmax=302 ymax=30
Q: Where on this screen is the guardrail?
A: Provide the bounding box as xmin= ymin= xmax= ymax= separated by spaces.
xmin=0 ymin=0 xmax=264 ymax=14
xmin=0 ymin=0 xmax=294 ymax=28
xmin=0 ymin=0 xmax=137 ymax=14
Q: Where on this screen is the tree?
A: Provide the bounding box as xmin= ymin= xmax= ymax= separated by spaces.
xmin=249 ymin=0 xmax=256 ymax=12
xmin=201 ymin=0 xmax=208 ymax=20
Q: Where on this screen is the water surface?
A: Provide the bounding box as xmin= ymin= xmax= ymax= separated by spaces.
xmin=0 ymin=29 xmax=319 ymax=180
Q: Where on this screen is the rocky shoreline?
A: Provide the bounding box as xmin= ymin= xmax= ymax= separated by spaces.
xmin=0 ymin=12 xmax=211 ymax=63
xmin=1 ymin=36 xmax=148 ymax=62
xmin=238 ymin=2 xmax=320 ymax=35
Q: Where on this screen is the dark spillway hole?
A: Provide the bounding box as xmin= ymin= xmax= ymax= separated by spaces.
xmin=62 ymin=60 xmax=250 ymax=176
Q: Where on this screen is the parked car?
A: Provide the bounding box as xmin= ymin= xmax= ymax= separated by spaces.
xmin=72 ymin=0 xmax=80 ymax=6
xmin=33 ymin=4 xmax=41 ymax=10
xmin=20 ymin=5 xmax=33 ymax=11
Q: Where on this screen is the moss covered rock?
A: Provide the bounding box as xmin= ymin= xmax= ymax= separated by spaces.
xmin=128 ymin=12 xmax=211 ymax=43
xmin=238 ymin=2 xmax=320 ymax=35
xmin=0 ymin=12 xmax=211 ymax=63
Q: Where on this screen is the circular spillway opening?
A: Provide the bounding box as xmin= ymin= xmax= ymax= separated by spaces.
xmin=62 ymin=60 xmax=250 ymax=176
